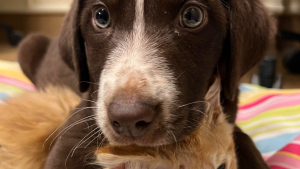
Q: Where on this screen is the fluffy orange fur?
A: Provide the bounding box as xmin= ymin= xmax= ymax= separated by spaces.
xmin=0 ymin=79 xmax=237 ymax=169
xmin=95 ymin=79 xmax=237 ymax=169
xmin=0 ymin=87 xmax=80 ymax=169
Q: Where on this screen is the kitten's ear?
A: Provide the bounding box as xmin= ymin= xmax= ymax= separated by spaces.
xmin=205 ymin=77 xmax=221 ymax=108
xmin=205 ymin=77 xmax=223 ymax=124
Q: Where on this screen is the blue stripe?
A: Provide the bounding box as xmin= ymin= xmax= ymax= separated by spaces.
xmin=239 ymin=84 xmax=255 ymax=92
xmin=0 ymin=93 xmax=10 ymax=100
xmin=255 ymin=132 xmax=300 ymax=154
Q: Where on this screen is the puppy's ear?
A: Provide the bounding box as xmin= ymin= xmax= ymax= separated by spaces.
xmin=220 ymin=0 xmax=277 ymax=100
xmin=59 ymin=0 xmax=90 ymax=93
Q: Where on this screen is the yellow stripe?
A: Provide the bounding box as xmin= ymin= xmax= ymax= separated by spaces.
xmin=237 ymin=105 xmax=300 ymax=128
xmin=242 ymin=116 xmax=300 ymax=132
xmin=0 ymin=84 xmax=26 ymax=95
xmin=0 ymin=60 xmax=20 ymax=70
xmin=249 ymin=125 xmax=300 ymax=138
xmin=0 ymin=69 xmax=32 ymax=83
xmin=276 ymin=151 xmax=300 ymax=161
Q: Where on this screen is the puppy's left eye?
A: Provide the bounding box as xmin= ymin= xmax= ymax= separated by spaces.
xmin=180 ymin=6 xmax=204 ymax=28
xmin=94 ymin=8 xmax=110 ymax=28
xmin=217 ymin=164 xmax=226 ymax=169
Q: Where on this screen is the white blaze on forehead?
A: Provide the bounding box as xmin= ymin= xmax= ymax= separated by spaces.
xmin=96 ymin=0 xmax=179 ymax=143
xmin=135 ymin=0 xmax=145 ymax=32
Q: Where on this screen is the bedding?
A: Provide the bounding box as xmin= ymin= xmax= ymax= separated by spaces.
xmin=0 ymin=60 xmax=34 ymax=104
xmin=238 ymin=84 xmax=300 ymax=169
xmin=1 ymin=60 xmax=300 ymax=169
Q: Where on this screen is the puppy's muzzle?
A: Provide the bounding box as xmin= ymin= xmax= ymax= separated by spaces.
xmin=108 ymin=95 xmax=158 ymax=137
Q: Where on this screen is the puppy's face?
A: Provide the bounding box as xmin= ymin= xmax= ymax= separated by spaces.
xmin=80 ymin=0 xmax=228 ymax=146
xmin=95 ymin=79 xmax=237 ymax=169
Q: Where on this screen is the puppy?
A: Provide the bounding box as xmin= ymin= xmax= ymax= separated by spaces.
xmin=0 ymin=79 xmax=237 ymax=169
xmin=95 ymin=78 xmax=237 ymax=169
xmin=18 ymin=0 xmax=276 ymax=168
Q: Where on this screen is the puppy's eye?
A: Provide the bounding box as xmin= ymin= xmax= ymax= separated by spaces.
xmin=180 ymin=6 xmax=204 ymax=28
xmin=94 ymin=8 xmax=110 ymax=28
xmin=217 ymin=164 xmax=226 ymax=169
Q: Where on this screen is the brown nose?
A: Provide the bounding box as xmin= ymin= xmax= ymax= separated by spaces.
xmin=108 ymin=101 xmax=157 ymax=137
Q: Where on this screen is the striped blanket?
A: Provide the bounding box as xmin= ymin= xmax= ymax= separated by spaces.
xmin=238 ymin=84 xmax=300 ymax=169
xmin=1 ymin=60 xmax=300 ymax=168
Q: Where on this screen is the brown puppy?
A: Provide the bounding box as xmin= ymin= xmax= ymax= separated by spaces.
xmin=18 ymin=0 xmax=276 ymax=168
xmin=0 ymin=79 xmax=236 ymax=169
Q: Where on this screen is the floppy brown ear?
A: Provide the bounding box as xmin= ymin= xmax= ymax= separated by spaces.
xmin=59 ymin=0 xmax=90 ymax=93
xmin=221 ymin=0 xmax=277 ymax=100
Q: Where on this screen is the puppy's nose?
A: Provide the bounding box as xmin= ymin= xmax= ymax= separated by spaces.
xmin=108 ymin=101 xmax=156 ymax=137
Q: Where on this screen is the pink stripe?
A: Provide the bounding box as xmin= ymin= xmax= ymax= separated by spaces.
xmin=237 ymin=93 xmax=300 ymax=121
xmin=263 ymin=156 xmax=271 ymax=161
xmin=270 ymin=166 xmax=287 ymax=169
xmin=280 ymin=144 xmax=300 ymax=156
xmin=267 ymin=155 xmax=300 ymax=168
xmin=294 ymin=135 xmax=300 ymax=141
xmin=239 ymin=94 xmax=279 ymax=110
xmin=0 ymin=75 xmax=35 ymax=90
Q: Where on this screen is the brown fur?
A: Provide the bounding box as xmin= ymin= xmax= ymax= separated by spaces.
xmin=0 ymin=87 xmax=80 ymax=169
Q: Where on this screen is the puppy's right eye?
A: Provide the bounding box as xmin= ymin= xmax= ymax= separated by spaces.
xmin=94 ymin=8 xmax=110 ymax=28
xmin=180 ymin=6 xmax=204 ymax=28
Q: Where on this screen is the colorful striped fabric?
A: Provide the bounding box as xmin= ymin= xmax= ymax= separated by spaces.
xmin=238 ymin=84 xmax=300 ymax=169
xmin=0 ymin=60 xmax=35 ymax=103
xmin=1 ymin=60 xmax=300 ymax=168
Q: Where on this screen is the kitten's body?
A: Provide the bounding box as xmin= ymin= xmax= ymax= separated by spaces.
xmin=0 ymin=87 xmax=80 ymax=169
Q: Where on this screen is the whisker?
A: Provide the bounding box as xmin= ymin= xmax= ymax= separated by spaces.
xmin=175 ymin=72 xmax=185 ymax=80
xmin=72 ymin=127 xmax=100 ymax=153
xmin=65 ymin=143 xmax=78 ymax=169
xmin=96 ymin=131 xmax=103 ymax=148
xmin=84 ymin=132 xmax=103 ymax=148
xmin=49 ymin=115 xmax=97 ymax=148
xmin=177 ymin=101 xmax=207 ymax=108
xmin=81 ymin=99 xmax=97 ymax=104
xmin=58 ymin=116 xmax=97 ymax=139
xmin=65 ymin=128 xmax=100 ymax=168
xmin=91 ymin=90 xmax=99 ymax=98
xmin=191 ymin=108 xmax=207 ymax=116
xmin=72 ymin=130 xmax=101 ymax=157
xmin=43 ymin=107 xmax=97 ymax=147
xmin=80 ymin=81 xmax=100 ymax=86
xmin=98 ymin=136 xmax=107 ymax=148
xmin=171 ymin=132 xmax=177 ymax=144
xmin=84 ymin=123 xmax=98 ymax=130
